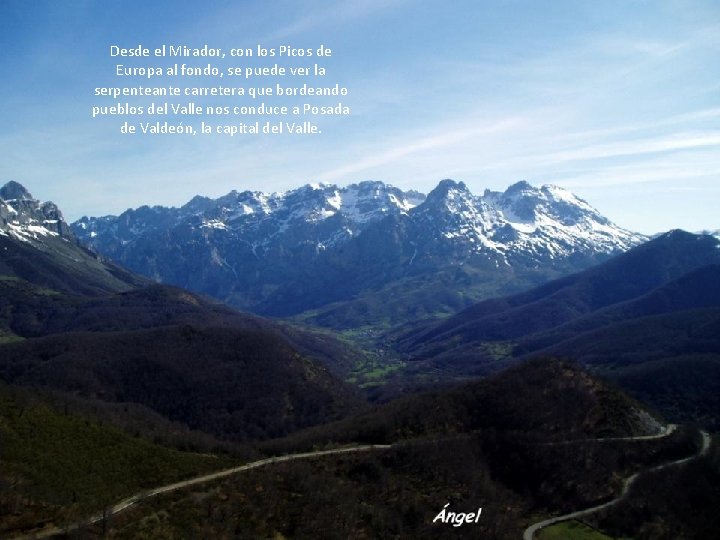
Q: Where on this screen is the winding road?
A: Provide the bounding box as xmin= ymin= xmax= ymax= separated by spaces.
xmin=541 ymin=423 xmax=678 ymax=445
xmin=523 ymin=429 xmax=711 ymax=540
xmin=9 ymin=444 xmax=392 ymax=540
xmin=8 ymin=425 xmax=712 ymax=540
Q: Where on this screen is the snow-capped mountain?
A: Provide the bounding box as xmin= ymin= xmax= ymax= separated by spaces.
xmin=410 ymin=180 xmax=641 ymax=263
xmin=0 ymin=181 xmax=73 ymax=242
xmin=0 ymin=181 xmax=145 ymax=295
xmin=75 ymin=181 xmax=426 ymax=258
xmin=72 ymin=179 xmax=646 ymax=317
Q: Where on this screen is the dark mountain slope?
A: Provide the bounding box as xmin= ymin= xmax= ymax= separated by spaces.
xmin=0 ymin=233 xmax=146 ymax=296
xmin=392 ymin=232 xmax=720 ymax=428
xmin=0 ymin=325 xmax=363 ymax=441
xmin=0 ymin=182 xmax=146 ymax=296
xmin=1 ymin=183 xmax=370 ymax=444
xmin=399 ymin=231 xmax=720 ymax=358
xmin=0 ymin=280 xmax=362 ymax=377
xmin=611 ymin=355 xmax=720 ymax=432
xmin=269 ymin=360 xmax=665 ymax=451
xmin=516 ymin=263 xmax=720 ymax=354
xmin=530 ymin=309 xmax=720 ymax=430
xmin=246 ymin=360 xmax=701 ymax=540
xmin=0 ymin=181 xmax=364 ymax=375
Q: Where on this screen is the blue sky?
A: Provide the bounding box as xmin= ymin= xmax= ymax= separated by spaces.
xmin=0 ymin=0 xmax=718 ymax=234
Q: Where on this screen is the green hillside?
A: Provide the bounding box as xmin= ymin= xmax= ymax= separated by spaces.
xmin=0 ymin=384 xmax=240 ymax=537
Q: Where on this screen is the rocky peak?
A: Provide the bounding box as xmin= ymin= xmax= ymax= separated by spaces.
xmin=0 ymin=181 xmax=73 ymax=240
xmin=0 ymin=180 xmax=34 ymax=201
xmin=420 ymin=180 xmax=477 ymax=219
xmin=426 ymin=179 xmax=470 ymax=201
xmin=504 ymin=180 xmax=534 ymax=194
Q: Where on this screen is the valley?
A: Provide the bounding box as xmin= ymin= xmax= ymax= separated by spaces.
xmin=71 ymin=179 xmax=642 ymax=322
xmin=1 ymin=180 xmax=718 ymax=538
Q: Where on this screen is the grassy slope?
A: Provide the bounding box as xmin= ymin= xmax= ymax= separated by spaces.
xmin=0 ymin=384 xmax=240 ymax=536
xmin=538 ymin=520 xmax=615 ymax=540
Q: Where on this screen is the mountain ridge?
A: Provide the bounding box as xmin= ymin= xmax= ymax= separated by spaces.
xmin=69 ymin=179 xmax=645 ymax=321
xmin=0 ymin=182 xmax=147 ymax=295
xmin=399 ymin=230 xmax=720 ymax=352
xmin=390 ymin=230 xmax=720 ymax=428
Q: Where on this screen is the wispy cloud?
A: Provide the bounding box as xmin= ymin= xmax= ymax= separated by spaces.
xmin=2 ymin=1 xmax=718 ymax=233
xmin=537 ymin=132 xmax=720 ymax=165
xmin=551 ymin=149 xmax=720 ymax=188
xmin=316 ymin=116 xmax=527 ymax=181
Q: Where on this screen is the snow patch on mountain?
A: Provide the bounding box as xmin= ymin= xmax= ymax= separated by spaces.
xmin=411 ymin=180 xmax=644 ymax=265
xmin=71 ymin=178 xmax=646 ymax=279
xmin=1 ymin=182 xmax=73 ymax=244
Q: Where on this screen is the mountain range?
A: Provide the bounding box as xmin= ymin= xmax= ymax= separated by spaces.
xmin=71 ymin=179 xmax=645 ymax=326
xmin=1 ymin=180 xmax=718 ymax=538
xmin=394 ymin=230 xmax=720 ymax=428
xmin=0 ymin=181 xmax=366 ymax=441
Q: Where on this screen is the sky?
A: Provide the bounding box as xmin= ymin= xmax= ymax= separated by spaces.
xmin=0 ymin=0 xmax=718 ymax=234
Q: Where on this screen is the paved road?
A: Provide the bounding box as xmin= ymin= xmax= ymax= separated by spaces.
xmin=8 ymin=426 xmax=711 ymax=540
xmin=9 ymin=444 xmax=392 ymax=540
xmin=523 ymin=429 xmax=711 ymax=540
xmin=541 ymin=424 xmax=677 ymax=446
